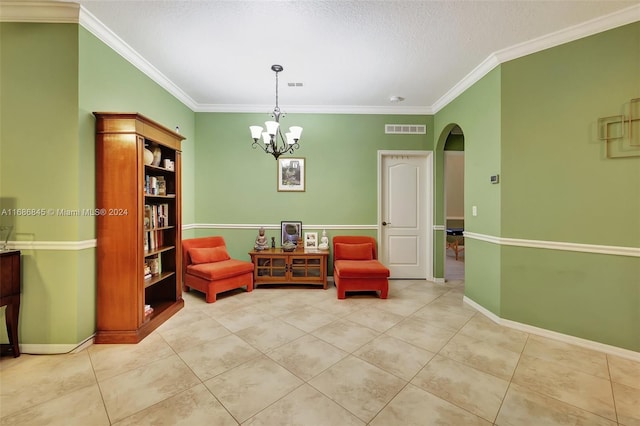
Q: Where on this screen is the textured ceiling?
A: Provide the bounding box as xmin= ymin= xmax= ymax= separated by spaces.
xmin=74 ymin=0 xmax=639 ymax=113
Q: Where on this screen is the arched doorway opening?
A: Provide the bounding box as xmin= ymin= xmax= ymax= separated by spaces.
xmin=440 ymin=124 xmax=465 ymax=281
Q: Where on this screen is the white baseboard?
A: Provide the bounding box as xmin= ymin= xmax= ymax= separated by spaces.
xmin=18 ymin=334 xmax=95 ymax=355
xmin=463 ymin=296 xmax=640 ymax=362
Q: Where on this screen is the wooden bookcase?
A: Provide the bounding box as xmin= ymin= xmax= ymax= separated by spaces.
xmin=94 ymin=112 xmax=184 ymax=343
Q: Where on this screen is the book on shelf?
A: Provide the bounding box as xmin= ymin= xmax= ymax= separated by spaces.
xmin=157 ymin=176 xmax=166 ymax=196
xmin=144 ymin=205 xmax=152 ymax=230
xmin=145 ymin=174 xmax=171 ymax=197
xmin=144 ymin=203 xmax=170 ymax=231
xmin=158 ymin=203 xmax=169 ymax=227
xmin=147 ymin=230 xmax=160 ymax=251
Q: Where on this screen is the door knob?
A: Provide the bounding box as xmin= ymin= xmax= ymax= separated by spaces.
xmin=382 ymin=221 xmax=390 ymax=226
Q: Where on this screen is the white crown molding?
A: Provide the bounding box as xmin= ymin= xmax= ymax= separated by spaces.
xmin=7 ymin=239 xmax=96 ymax=250
xmin=0 ymin=1 xmax=79 ymax=23
xmin=431 ymin=55 xmax=501 ymax=113
xmin=493 ymin=3 xmax=640 ymax=65
xmin=2 ymin=2 xmax=638 ymax=115
xmin=432 ymin=3 xmax=640 ymax=113
xmin=464 ymin=231 xmax=640 ymax=258
xmin=77 ymin=5 xmax=198 ymax=110
xmin=194 ymin=103 xmax=434 ymax=115
xmin=464 ymin=296 xmax=640 ymax=362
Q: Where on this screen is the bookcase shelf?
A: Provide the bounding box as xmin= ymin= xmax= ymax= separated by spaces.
xmin=144 ymin=271 xmax=176 ymax=289
xmin=94 ymin=112 xmax=185 ymax=344
xmin=144 ymin=246 xmax=175 ymax=257
xmin=144 ymin=194 xmax=176 ymax=199
xmin=145 ymin=164 xmax=175 ymax=174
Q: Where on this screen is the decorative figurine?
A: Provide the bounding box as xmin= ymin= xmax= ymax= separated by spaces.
xmin=271 ymin=236 xmax=276 ymax=249
xmin=254 ymin=227 xmax=269 ymax=251
xmin=318 ymin=229 xmax=329 ymax=250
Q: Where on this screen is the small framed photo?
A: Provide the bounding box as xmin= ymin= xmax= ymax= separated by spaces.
xmin=304 ymin=232 xmax=318 ymax=249
xmin=277 ymin=157 xmax=305 ymax=192
xmin=281 ymin=221 xmax=302 ymax=246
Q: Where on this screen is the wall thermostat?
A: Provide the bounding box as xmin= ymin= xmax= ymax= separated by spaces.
xmin=490 ymin=174 xmax=500 ymax=184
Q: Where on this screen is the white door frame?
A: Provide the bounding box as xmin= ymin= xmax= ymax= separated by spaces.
xmin=377 ymin=150 xmax=434 ymax=280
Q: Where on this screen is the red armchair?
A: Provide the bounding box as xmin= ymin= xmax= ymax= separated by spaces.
xmin=182 ymin=237 xmax=254 ymax=303
xmin=332 ymin=236 xmax=390 ymax=299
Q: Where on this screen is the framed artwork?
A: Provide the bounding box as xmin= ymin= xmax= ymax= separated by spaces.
xmin=281 ymin=221 xmax=302 ymax=246
xmin=304 ymin=232 xmax=318 ymax=249
xmin=277 ymin=157 xmax=305 ymax=192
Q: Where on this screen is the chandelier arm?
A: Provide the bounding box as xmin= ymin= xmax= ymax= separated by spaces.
xmin=251 ymin=140 xmax=269 ymax=154
xmin=278 ymin=127 xmax=288 ymax=155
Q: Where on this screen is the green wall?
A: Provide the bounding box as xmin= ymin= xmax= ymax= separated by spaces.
xmin=194 ymin=112 xmax=433 ymax=265
xmin=434 ymin=67 xmax=503 ymax=309
xmin=1 ymin=23 xmax=85 ymax=345
xmin=432 ymin=22 xmax=639 ymax=351
xmin=501 ymin=22 xmax=639 ymax=247
xmin=499 ymin=22 xmax=640 ymax=351
xmin=0 ymin=22 xmax=195 ymax=348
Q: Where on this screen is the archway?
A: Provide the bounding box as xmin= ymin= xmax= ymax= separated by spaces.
xmin=435 ymin=124 xmax=465 ymax=282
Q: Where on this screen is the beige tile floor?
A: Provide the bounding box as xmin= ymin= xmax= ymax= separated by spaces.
xmin=1 ymin=255 xmax=639 ymax=425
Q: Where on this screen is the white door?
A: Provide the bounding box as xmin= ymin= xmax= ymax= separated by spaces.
xmin=378 ymin=151 xmax=432 ymax=279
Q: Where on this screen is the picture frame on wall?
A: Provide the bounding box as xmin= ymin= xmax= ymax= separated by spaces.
xmin=277 ymin=157 xmax=305 ymax=192
xmin=304 ymin=232 xmax=318 ymax=249
xmin=281 ymin=221 xmax=302 ymax=246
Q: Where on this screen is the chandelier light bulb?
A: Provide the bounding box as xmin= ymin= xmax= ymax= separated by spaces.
xmin=250 ymin=126 xmax=263 ymax=140
xmin=261 ymin=132 xmax=271 ymax=145
xmin=265 ymin=120 xmax=279 ymax=136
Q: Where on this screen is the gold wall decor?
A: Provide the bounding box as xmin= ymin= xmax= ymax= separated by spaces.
xmin=598 ymin=98 xmax=640 ymax=158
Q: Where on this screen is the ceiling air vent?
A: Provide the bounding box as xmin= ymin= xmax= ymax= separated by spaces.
xmin=385 ymin=124 xmax=426 ymax=135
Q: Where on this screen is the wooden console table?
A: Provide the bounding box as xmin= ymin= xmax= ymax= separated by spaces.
xmin=0 ymin=250 xmax=21 ymax=357
xmin=249 ymin=248 xmax=329 ymax=289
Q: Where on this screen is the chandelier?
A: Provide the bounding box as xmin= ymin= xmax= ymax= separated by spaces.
xmin=249 ymin=65 xmax=303 ymax=160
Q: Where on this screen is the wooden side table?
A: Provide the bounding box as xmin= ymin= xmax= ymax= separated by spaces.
xmin=0 ymin=250 xmax=21 ymax=357
xmin=249 ymin=248 xmax=329 ymax=289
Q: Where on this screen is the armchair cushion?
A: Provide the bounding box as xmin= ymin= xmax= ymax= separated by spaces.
xmin=334 ymin=260 xmax=390 ymax=278
xmin=187 ymin=259 xmax=255 ymax=281
xmin=189 ymin=246 xmax=230 ymax=264
xmin=334 ymin=242 xmax=373 ymax=260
